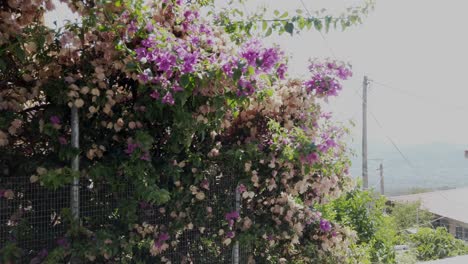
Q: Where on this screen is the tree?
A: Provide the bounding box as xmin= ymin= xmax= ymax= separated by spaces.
xmin=322 ymin=189 xmax=398 ymax=263
xmin=0 ymin=0 xmax=366 ymax=263
xmin=389 ymin=201 xmax=433 ymax=231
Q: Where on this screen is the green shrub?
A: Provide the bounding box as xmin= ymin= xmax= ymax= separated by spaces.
xmin=322 ymin=189 xmax=397 ymax=263
xmin=411 ymin=227 xmax=468 ymax=261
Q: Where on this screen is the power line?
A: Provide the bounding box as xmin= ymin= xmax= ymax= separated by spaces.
xmin=299 ymin=0 xmax=463 ymax=202
xmin=367 ymin=111 xmax=415 ymax=169
xmin=298 ymin=0 xmax=339 ymax=59
xmin=370 ymin=79 xmax=468 ymax=113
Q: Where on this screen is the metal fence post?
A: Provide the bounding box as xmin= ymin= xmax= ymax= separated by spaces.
xmin=232 ymin=185 xmax=240 ymax=264
xmin=71 ymin=106 xmax=80 ymax=220
xmin=70 ymin=106 xmax=80 ymax=263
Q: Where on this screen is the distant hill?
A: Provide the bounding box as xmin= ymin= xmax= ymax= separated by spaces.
xmin=348 ymin=142 xmax=468 ymax=195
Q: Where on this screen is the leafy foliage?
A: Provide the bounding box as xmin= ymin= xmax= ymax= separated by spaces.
xmin=388 ymin=201 xmax=433 ymax=231
xmin=0 ymin=0 xmax=371 ymax=263
xmin=212 ymin=0 xmax=376 ymax=40
xmin=322 ymin=189 xmax=397 ymax=263
xmin=410 ymin=227 xmax=468 ymax=261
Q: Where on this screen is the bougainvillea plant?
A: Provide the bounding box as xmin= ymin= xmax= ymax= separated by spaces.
xmin=0 ymin=0 xmax=358 ymax=263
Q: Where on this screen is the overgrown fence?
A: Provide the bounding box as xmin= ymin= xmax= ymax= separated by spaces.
xmin=0 ymin=167 xmax=249 ymax=263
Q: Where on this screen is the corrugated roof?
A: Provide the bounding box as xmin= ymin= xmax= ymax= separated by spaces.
xmin=389 ymin=187 xmax=468 ymax=224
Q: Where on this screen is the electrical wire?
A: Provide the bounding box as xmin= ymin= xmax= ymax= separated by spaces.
xmin=299 ymin=0 xmax=338 ymax=59
xmin=370 ymin=79 xmax=468 ymax=113
xmin=297 ymin=0 xmax=468 ymax=210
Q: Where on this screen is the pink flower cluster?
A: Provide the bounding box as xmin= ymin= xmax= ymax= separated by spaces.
xmin=133 ymin=5 xmax=286 ymax=104
xmin=125 ymin=142 xmax=150 ymax=161
xmin=131 ymin=6 xmax=215 ymax=104
xmin=222 ymin=39 xmax=286 ymax=96
xmin=154 ymin=232 xmax=170 ymax=249
xmin=304 ymin=60 xmax=352 ymax=98
xmin=225 ymin=210 xmax=240 ymax=227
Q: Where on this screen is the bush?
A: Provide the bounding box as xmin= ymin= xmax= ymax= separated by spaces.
xmin=410 ymin=227 xmax=468 ymax=261
xmin=322 ymin=189 xmax=397 ymax=263
xmin=0 ymin=0 xmax=360 ymax=262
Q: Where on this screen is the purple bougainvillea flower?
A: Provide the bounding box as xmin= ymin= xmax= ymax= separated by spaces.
xmin=57 ymin=237 xmax=70 ymax=248
xmin=320 ymin=219 xmax=332 ymax=232
xmin=38 ymin=248 xmax=48 ymax=259
xmin=318 ymin=138 xmax=337 ymax=153
xmin=50 ymin=116 xmax=60 ymax=125
xmin=156 ymin=52 xmax=177 ymax=74
xmin=162 ymin=92 xmax=175 ymax=105
xmin=240 ymin=39 xmax=261 ymax=66
xmin=150 ymin=90 xmax=160 ymax=99
xmin=182 ymin=52 xmax=198 ymax=74
xmin=125 ymin=143 xmax=139 ymax=155
xmin=140 ymin=152 xmax=151 ymax=161
xmin=261 ymin=47 xmax=281 ymax=71
xmin=58 ymin=136 xmax=67 ymax=145
xmin=237 ymin=184 xmax=247 ymax=193
xmin=139 ymin=201 xmax=150 ymax=209
xmin=303 ymin=152 xmax=318 ymax=165
xmin=154 ymin=232 xmax=170 ymax=248
xmin=277 ymin=63 xmax=287 ymax=80
xmin=226 ymin=231 xmax=235 ymax=238
xmin=30 ymin=257 xmax=41 ymax=264
xmin=201 ymin=179 xmax=209 ymax=190
xmin=145 ymin=22 xmax=154 ymax=33
xmin=127 ymin=20 xmax=138 ymax=34
xmin=225 ymin=211 xmax=240 ymax=227
xmin=159 ymin=232 xmax=170 ymax=241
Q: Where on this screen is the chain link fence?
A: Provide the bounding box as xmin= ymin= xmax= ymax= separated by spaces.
xmin=1 ymin=169 xmax=249 ymax=263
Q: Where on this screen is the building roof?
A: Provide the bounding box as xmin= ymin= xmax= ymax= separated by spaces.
xmin=418 ymin=254 xmax=468 ymax=263
xmin=390 ymin=187 xmax=468 ymax=224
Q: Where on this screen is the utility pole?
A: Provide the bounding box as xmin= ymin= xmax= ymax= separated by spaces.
xmin=379 ymin=163 xmax=384 ymax=195
xmin=416 ymin=207 xmax=419 ymax=227
xmin=362 ymin=76 xmax=369 ymax=189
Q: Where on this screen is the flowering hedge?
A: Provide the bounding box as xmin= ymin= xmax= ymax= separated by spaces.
xmin=1 ymin=0 xmax=357 ymax=263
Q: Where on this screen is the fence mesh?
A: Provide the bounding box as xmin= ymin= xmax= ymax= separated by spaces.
xmin=1 ymin=169 xmax=250 ymax=263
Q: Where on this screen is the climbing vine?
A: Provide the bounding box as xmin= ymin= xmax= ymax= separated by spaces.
xmin=0 ymin=0 xmax=364 ymax=263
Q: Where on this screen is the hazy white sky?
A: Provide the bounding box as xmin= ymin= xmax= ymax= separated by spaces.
xmin=255 ymin=0 xmax=468 ymax=146
xmin=47 ymin=0 xmax=468 ymax=147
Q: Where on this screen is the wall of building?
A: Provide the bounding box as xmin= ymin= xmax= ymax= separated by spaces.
xmin=434 ymin=217 xmax=468 ymax=241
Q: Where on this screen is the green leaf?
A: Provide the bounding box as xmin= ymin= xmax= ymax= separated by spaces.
xmin=274 ymin=10 xmax=280 ymax=16
xmin=265 ymin=27 xmax=273 ymax=37
xmin=180 ymin=74 xmax=192 ymax=89
xmin=13 ymin=45 xmax=26 ymax=63
xmin=0 ymin=58 xmax=6 ymax=72
xmin=247 ymin=66 xmax=255 ymax=76
xmin=314 ymin=20 xmax=323 ymax=31
xmin=262 ymin=20 xmax=268 ymax=31
xmin=325 ymin=16 xmax=332 ymax=32
xmin=284 ymin=22 xmax=294 ymax=35
xmin=280 ymin=12 xmax=289 ymax=18
xmin=233 ymin=68 xmax=242 ymax=81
